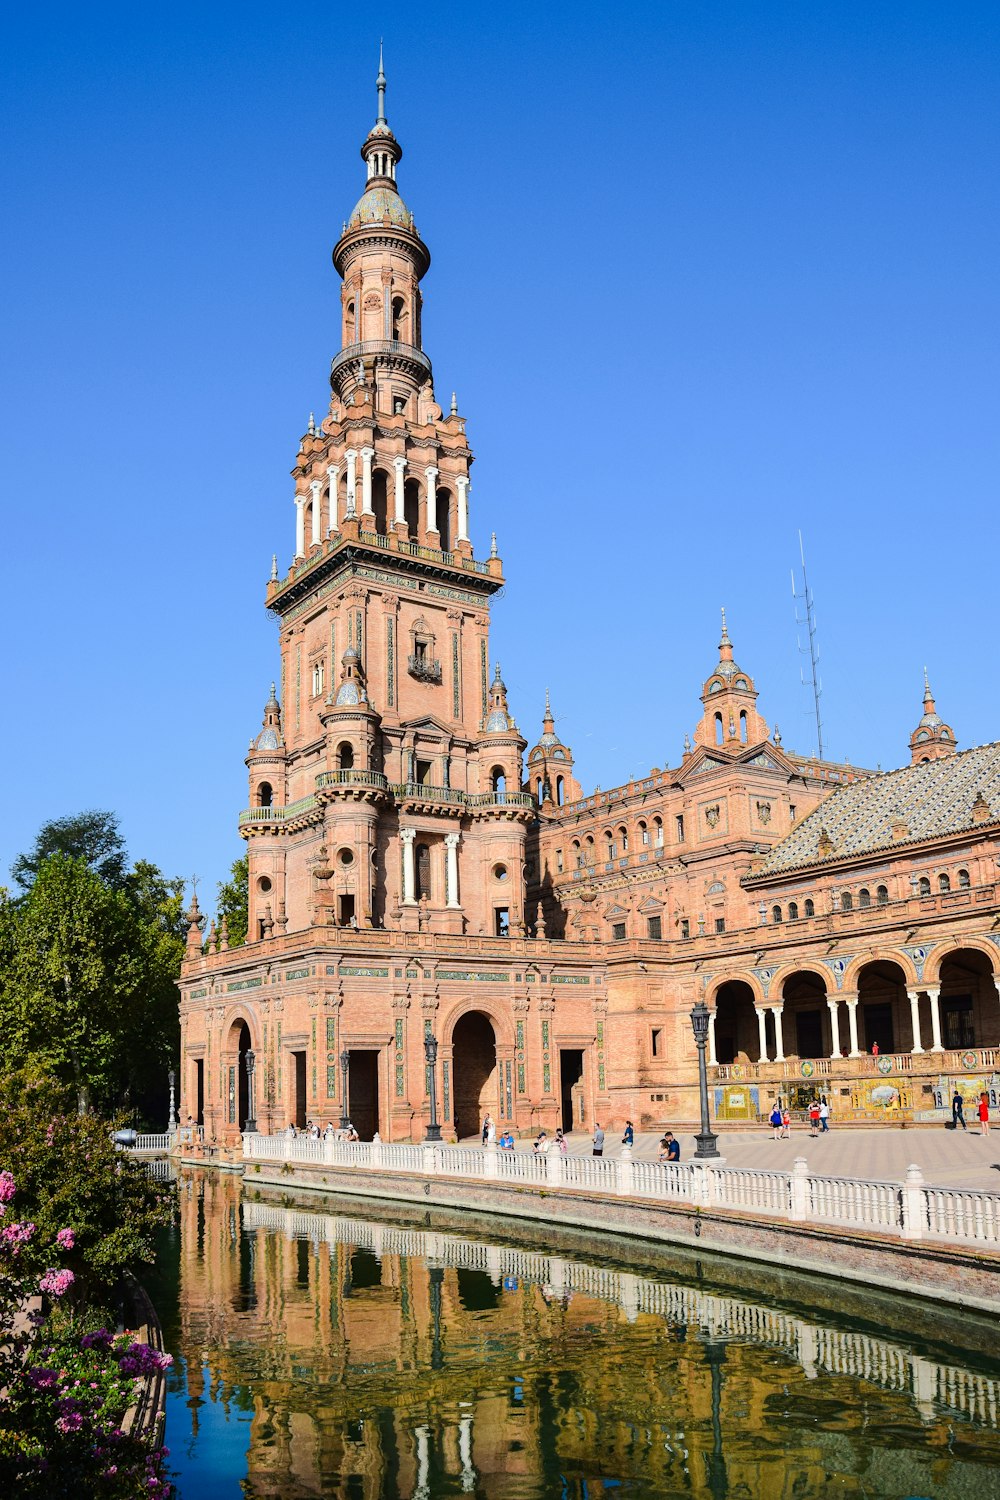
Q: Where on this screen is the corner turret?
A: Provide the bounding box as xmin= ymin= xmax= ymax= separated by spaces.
xmin=910 ymin=670 xmax=958 ymax=763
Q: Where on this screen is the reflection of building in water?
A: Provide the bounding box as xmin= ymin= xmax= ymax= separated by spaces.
xmin=171 ymin=1174 xmax=1000 ymax=1498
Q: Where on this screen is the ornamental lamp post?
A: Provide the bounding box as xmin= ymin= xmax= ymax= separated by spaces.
xmin=690 ymin=1000 xmax=721 ymax=1159
xmin=243 ymin=1049 xmax=257 ymax=1133
xmin=339 ymin=1049 xmax=350 ymax=1131
xmin=424 ymin=1033 xmax=442 ymax=1143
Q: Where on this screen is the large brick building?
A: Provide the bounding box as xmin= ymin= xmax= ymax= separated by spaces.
xmin=178 ymin=69 xmax=1000 ymax=1142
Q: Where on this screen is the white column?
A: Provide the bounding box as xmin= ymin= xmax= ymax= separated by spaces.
xmin=445 ymin=832 xmax=461 ymax=908
xmin=294 ymin=495 xmax=305 ymax=558
xmin=393 ymin=456 xmax=406 ymax=525
xmin=345 ymin=449 xmax=357 ymax=517
xmin=360 ymin=446 xmax=374 ymax=515
xmin=457 ymin=475 xmax=470 ymax=541
xmin=425 ymin=465 xmax=439 ymax=534
xmin=827 ymin=998 xmax=842 ymax=1059
xmin=309 ymin=479 xmax=322 ymax=546
xmin=846 ymin=995 xmax=861 ymax=1057
xmin=925 ymin=986 xmax=944 ymax=1053
xmin=907 ymin=990 xmax=925 ymax=1054
xmin=755 ymin=1005 xmax=769 ymax=1062
xmin=773 ymin=1004 xmax=785 ymax=1062
xmin=326 ymin=465 xmax=339 ymax=533
xmin=401 ymin=828 xmax=417 ymax=905
xmin=707 ymin=1010 xmax=717 ymax=1067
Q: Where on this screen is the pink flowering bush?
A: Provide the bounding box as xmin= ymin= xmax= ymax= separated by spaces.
xmin=0 ymin=1093 xmax=175 ymax=1498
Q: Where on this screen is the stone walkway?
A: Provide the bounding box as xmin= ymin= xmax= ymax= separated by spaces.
xmin=562 ymin=1125 xmax=1000 ymax=1190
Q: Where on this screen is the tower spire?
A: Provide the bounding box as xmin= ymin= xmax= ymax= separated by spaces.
xmin=376 ymin=41 xmax=387 ymax=125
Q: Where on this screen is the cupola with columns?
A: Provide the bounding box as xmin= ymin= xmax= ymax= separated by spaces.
xmin=526 ymin=691 xmax=581 ymax=808
xmin=909 ymin=670 xmax=958 ymax=764
xmin=692 ymin=610 xmax=770 ymax=751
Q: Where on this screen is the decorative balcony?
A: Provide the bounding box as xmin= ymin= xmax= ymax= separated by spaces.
xmin=238 ymin=794 xmax=320 ymax=829
xmin=316 ymin=769 xmax=389 ymax=791
xmin=391 ymin=781 xmax=464 ymax=806
xmin=407 ymin=653 xmax=442 ymax=683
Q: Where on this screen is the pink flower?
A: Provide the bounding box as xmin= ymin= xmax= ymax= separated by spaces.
xmin=0 ymin=1171 xmax=15 ymax=1205
xmin=55 ymin=1412 xmax=84 ymax=1434
xmin=56 ymin=1227 xmax=75 ymax=1251
xmin=39 ymin=1268 xmax=75 ymax=1297
xmin=2 ymin=1220 xmax=36 ymax=1254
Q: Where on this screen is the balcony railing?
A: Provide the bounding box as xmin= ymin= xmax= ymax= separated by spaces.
xmin=238 ymin=794 xmax=319 ymax=827
xmin=316 ymin=769 xmax=389 ymax=791
xmin=407 ymin=653 xmax=443 ymax=682
xmin=392 ymin=781 xmax=465 ymax=804
xmin=330 ymin=339 xmax=432 ymax=385
xmin=466 ymin=790 xmax=535 ymax=809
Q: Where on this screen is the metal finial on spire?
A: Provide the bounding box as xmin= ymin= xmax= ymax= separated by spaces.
xmin=545 ymin=687 xmax=552 ymax=715
xmin=923 ymin=665 xmax=931 ymax=695
xmin=270 ymin=553 xmax=278 ymax=582
xmin=720 ymin=606 xmax=729 ymax=641
xmin=376 ymin=40 xmax=387 ymax=124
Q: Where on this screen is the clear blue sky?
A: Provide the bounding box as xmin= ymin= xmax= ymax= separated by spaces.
xmin=2 ymin=2 xmax=997 ymax=907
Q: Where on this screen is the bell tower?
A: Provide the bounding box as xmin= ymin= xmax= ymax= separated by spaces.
xmin=909 ymin=670 xmax=958 ymax=763
xmin=241 ymin=56 xmax=534 ymax=941
xmin=692 ymin=610 xmax=770 ymax=751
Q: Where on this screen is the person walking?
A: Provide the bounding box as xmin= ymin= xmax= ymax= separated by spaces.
xmin=808 ymin=1099 xmax=821 ymax=1137
xmin=482 ymin=1113 xmax=493 ymax=1146
xmin=819 ymin=1098 xmax=830 ymax=1133
xmin=622 ymin=1120 xmax=634 ymax=1148
xmin=952 ymin=1091 xmax=967 ymax=1131
xmin=769 ymin=1104 xmax=783 ymax=1141
xmin=978 ymin=1093 xmax=991 ymax=1136
xmin=592 ymin=1123 xmax=605 ymax=1157
xmin=781 ymin=1108 xmax=791 ymax=1139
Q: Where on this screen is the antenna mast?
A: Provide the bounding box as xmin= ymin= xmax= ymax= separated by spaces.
xmin=792 ymin=530 xmax=825 ymax=760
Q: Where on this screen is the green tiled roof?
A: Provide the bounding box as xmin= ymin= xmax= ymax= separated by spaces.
xmin=751 ymin=740 xmax=1000 ymax=877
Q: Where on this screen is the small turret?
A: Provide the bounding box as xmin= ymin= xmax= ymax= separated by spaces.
xmin=909 ymin=669 xmax=957 ymax=763
xmin=526 ymin=689 xmax=581 ymax=808
xmin=692 ymin=609 xmax=770 ymax=750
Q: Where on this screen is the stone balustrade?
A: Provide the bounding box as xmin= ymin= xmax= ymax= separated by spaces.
xmin=241 ymin=1133 xmax=1000 ymax=1248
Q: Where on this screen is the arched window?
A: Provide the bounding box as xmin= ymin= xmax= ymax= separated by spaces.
xmin=859 ymin=888 xmax=871 ymax=908
xmin=619 ymin=825 xmax=628 ymax=852
xmin=572 ymin=839 xmax=582 ymax=868
xmin=604 ymin=830 xmax=615 ymax=861
xmin=918 ymin=876 xmax=931 ymax=896
xmin=556 ymin=775 xmax=565 ymax=807
xmin=938 ymin=872 xmax=950 ymax=893
xmin=958 ymin=868 xmax=971 ymax=889
xmin=337 ymin=742 xmax=354 ymax=770
xmin=739 ymin=710 xmax=748 ymax=743
xmin=415 ymin=843 xmax=431 ymax=901
xmin=788 ymin=902 xmax=799 ymax=921
xmin=536 ymin=778 xmax=543 ymax=800
xmin=715 ymin=712 xmax=724 ymax=746
xmin=491 ymin=767 xmax=506 ymax=795
xmin=585 ymin=835 xmax=595 ymax=864
xmin=312 ymin=660 xmax=324 ymax=697
xmin=876 ymin=884 xmax=889 ymax=906
xmin=257 ymin=782 xmax=273 ymax=809
xmin=391 ymin=295 xmax=406 ymax=341
xmin=346 ymin=299 xmax=355 ymax=341
xmin=403 ymin=477 xmax=420 ymax=540
xmin=436 ymin=488 xmax=451 ymax=552
xmin=804 ymin=898 xmax=815 ymax=918
xmin=653 ymin=817 xmax=664 ymax=847
xmin=772 ymin=905 xmax=782 ymax=924
xmin=372 ymin=469 xmax=389 ymax=535
xmin=841 ymin=891 xmax=853 ymax=911
xmin=638 ymin=820 xmax=649 ymax=846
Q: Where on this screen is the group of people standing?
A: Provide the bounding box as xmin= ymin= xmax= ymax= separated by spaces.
xmin=768 ymin=1098 xmax=831 ymax=1139
xmin=951 ymin=1091 xmax=991 ymax=1134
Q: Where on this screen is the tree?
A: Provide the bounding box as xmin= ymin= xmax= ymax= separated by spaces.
xmin=11 ymin=810 xmax=128 ymax=892
xmin=216 ymin=853 xmax=248 ymax=947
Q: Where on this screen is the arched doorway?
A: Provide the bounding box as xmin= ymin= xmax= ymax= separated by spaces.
xmin=452 ymin=1011 xmax=498 ymax=1139
xmin=856 ymin=960 xmax=910 ymax=1054
xmin=713 ymin=981 xmax=759 ymax=1064
xmin=937 ymin=948 xmax=1000 ymax=1050
xmin=227 ymin=1019 xmax=251 ymax=1130
xmin=781 ymin=971 xmax=829 ymax=1058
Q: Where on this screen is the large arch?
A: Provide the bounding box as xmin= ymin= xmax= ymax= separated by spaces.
xmin=779 ymin=969 xmax=829 ymax=1059
xmin=842 ymin=949 xmax=919 ymax=994
xmin=855 ymin=959 xmax=913 ymax=1055
xmin=713 ymin=979 xmax=760 ymax=1064
xmin=225 ymin=1017 xmax=252 ymax=1132
xmin=451 ymin=1010 xmax=499 ymax=1141
xmin=924 ymin=937 xmax=1000 ymax=986
xmin=936 ymin=947 xmax=1000 ymax=1050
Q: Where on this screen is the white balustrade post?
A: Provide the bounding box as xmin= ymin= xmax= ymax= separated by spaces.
xmin=401 ymin=827 xmax=417 ymax=905
xmin=345 ymin=449 xmax=357 ymax=517
xmin=546 ymin=1144 xmax=563 ymax=1187
xmin=294 ymin=495 xmax=305 ymax=558
xmin=421 ymin=1142 xmax=439 ymax=1175
xmin=689 ymin=1163 xmax=712 ymax=1207
xmin=425 ymin=465 xmax=439 ymax=535
xmin=707 ymin=1009 xmax=717 ymax=1067
xmin=790 ymin=1156 xmax=810 ymax=1221
xmin=484 ymin=1140 xmax=498 ymax=1178
xmin=310 ymin=479 xmax=322 ymax=546
xmin=845 ymin=995 xmax=862 ymax=1057
xmin=371 ymin=1135 xmax=384 ymax=1170
xmin=827 ymin=998 xmax=843 ymax=1059
xmin=925 ymin=987 xmax=944 ymax=1053
xmin=323 ymin=1132 xmax=336 ymax=1165
xmin=456 ymin=475 xmax=470 ymax=541
xmin=327 ymin=465 xmax=339 ymax=534
xmin=618 ymin=1144 xmax=634 ymax=1197
xmin=241 ymin=1132 xmax=251 ymax=1160
xmin=360 ymin=446 xmax=374 ymax=515
xmin=445 ymin=832 xmax=461 ymax=908
xmin=755 ymin=1006 xmax=769 ymax=1062
xmin=907 ymin=990 xmax=925 ymax=1054
xmin=393 ymin=456 xmax=407 ymax=525
xmin=900 ymin=1163 xmax=925 ymax=1241
xmin=773 ymin=1004 xmax=786 ymax=1062
xmin=283 ymin=1135 xmax=293 ymax=1164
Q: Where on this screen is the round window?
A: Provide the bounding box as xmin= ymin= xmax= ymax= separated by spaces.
xmin=257 ymin=876 xmax=272 ymax=893
xmin=492 ymin=863 xmax=508 ymax=882
xmin=338 ymin=848 xmax=355 ymax=867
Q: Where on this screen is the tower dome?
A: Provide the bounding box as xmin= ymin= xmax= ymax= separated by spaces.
xmin=909 ymin=670 xmax=957 ymax=763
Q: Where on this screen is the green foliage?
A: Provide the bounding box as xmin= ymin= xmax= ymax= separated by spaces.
xmin=0 ymin=1071 xmax=172 ymax=1299
xmin=0 ymin=853 xmax=182 ymax=1114
xmin=216 ymin=853 xmax=249 ymax=947
xmin=11 ymin=809 xmax=128 ymax=892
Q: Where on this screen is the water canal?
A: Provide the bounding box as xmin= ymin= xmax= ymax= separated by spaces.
xmin=148 ymin=1170 xmax=1000 ymax=1498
